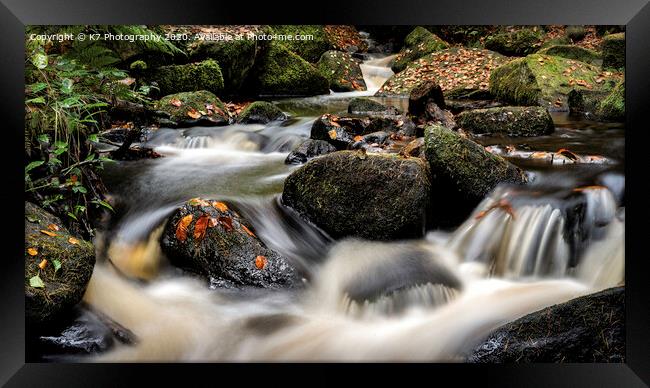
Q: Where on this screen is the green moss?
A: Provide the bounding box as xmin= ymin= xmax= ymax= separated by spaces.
xmin=602 ymin=32 xmax=625 ymax=70
xmin=251 ymin=41 xmax=330 ymax=97
xmin=596 ymin=81 xmax=625 ymax=121
xmin=317 ymin=50 xmax=366 ymax=92
xmin=392 ymin=27 xmax=449 ymax=73
xmin=148 ymin=59 xmax=224 ymax=96
xmin=156 ymin=90 xmax=229 ymax=124
xmin=485 ymin=29 xmax=544 ymax=56
xmin=540 ymin=36 xmax=571 ymax=49
xmin=129 ymin=60 xmax=148 ymax=71
xmin=457 ymin=106 xmax=554 ymax=137
xmin=237 ymin=101 xmax=286 ymax=124
xmin=537 ymin=45 xmax=602 ymax=65
xmin=271 ymin=25 xmax=332 ymax=63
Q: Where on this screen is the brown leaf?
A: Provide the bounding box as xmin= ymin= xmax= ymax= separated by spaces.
xmin=38 ymin=259 xmax=48 ymax=270
xmin=208 ymin=217 xmax=218 ymax=227
xmin=218 ymin=216 xmax=233 ymax=231
xmin=27 ymin=247 xmax=38 ymax=256
xmin=556 ymin=148 xmax=579 ymax=161
xmin=193 ymin=214 xmax=210 ymax=242
xmin=68 ymin=237 xmax=79 ymax=245
xmin=175 ymin=214 xmax=193 ymax=242
xmin=187 ymin=108 xmax=202 ymax=119
xmin=213 ymin=201 xmax=229 ymax=212
xmin=241 ymin=224 xmax=256 ymax=238
xmin=169 ymin=98 xmax=182 ymax=107
xmin=255 ymin=255 xmax=267 ymax=270
xmin=47 ymin=223 xmax=60 ymax=231
xmin=353 ymin=135 xmax=363 ymax=142
xmin=40 ymin=230 xmax=58 ymax=237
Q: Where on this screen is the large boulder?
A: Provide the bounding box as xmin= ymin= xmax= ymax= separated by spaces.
xmin=271 ymin=25 xmax=334 ymax=63
xmin=160 ymin=198 xmax=299 ymax=289
xmin=489 ymin=54 xmax=621 ymax=111
xmin=249 ymin=41 xmax=330 ymax=97
xmin=456 ymin=106 xmax=554 ymax=137
xmin=188 ymin=38 xmax=258 ymax=94
xmin=484 ymin=28 xmax=544 ymax=56
xmin=391 ymin=27 xmax=449 ymax=73
xmin=155 ymin=90 xmax=230 ymax=128
xmin=317 ymin=50 xmax=366 ymax=92
xmin=596 ymin=81 xmax=625 ymax=121
xmin=25 ymin=203 xmax=95 ymax=326
xmin=424 ymin=125 xmax=527 ymax=223
xmin=237 ymin=101 xmax=287 ymax=124
xmin=469 ymin=287 xmax=624 ymax=362
xmin=147 ymin=59 xmax=224 ymax=96
xmin=282 ymin=151 xmax=431 ymax=240
xmin=536 ymin=45 xmax=602 ymax=66
xmin=285 ymin=139 xmax=337 ymax=165
xmin=568 ymin=81 xmax=624 ymax=122
xmin=602 ymin=32 xmax=625 ymax=70
xmin=408 ymin=80 xmax=446 ymax=117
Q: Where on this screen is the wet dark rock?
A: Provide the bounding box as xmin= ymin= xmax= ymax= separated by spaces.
xmin=282 ymin=151 xmax=431 ymax=240
xmin=602 ymin=32 xmax=625 ymax=70
xmin=568 ymin=81 xmax=624 ymax=122
xmin=310 ymin=114 xmax=416 ymax=150
xmin=445 ymin=99 xmax=504 ymax=115
xmin=408 ymin=80 xmax=446 ymax=117
xmin=400 ymin=137 xmax=425 ymax=158
xmin=317 ymin=50 xmax=366 ymax=92
xmin=468 ymin=287 xmax=625 ymax=363
xmin=285 ymin=139 xmax=337 ymax=165
xmin=444 ymin=87 xmax=494 ymax=100
xmin=25 ymin=203 xmax=95 ymax=326
xmin=237 ymin=101 xmax=287 ymax=124
xmin=348 ymin=97 xmax=400 ymax=115
xmin=424 ymin=102 xmax=456 ymax=129
xmin=362 ymin=131 xmax=390 ymax=145
xmin=160 ymin=199 xmax=300 ymax=289
xmin=155 ymin=90 xmax=230 ymax=128
xmin=456 ymin=106 xmax=554 ymax=137
xmin=424 ymin=125 xmax=527 ymax=224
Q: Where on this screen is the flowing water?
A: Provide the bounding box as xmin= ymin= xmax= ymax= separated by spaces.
xmin=82 ymin=53 xmax=625 ymax=361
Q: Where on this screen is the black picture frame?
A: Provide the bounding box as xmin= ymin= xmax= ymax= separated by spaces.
xmin=2 ymin=0 xmax=649 ymax=386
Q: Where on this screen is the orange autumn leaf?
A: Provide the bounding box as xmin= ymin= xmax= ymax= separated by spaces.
xmin=556 ymin=148 xmax=579 ymax=161
xmin=38 ymin=259 xmax=48 ymax=270
xmin=218 ymin=216 xmax=233 ymax=232
xmin=353 ymin=135 xmax=363 ymax=142
xmin=68 ymin=237 xmax=79 ymax=245
xmin=169 ymin=98 xmax=182 ymax=107
xmin=40 ymin=230 xmax=58 ymax=237
xmin=193 ymin=214 xmax=210 ymax=242
xmin=175 ymin=214 xmax=193 ymax=242
xmin=573 ymin=185 xmax=607 ymax=192
xmin=27 ymin=247 xmax=38 ymax=256
xmin=213 ymin=201 xmax=229 ymax=212
xmin=208 ymin=217 xmax=218 ymax=227
xmin=328 ymin=129 xmax=338 ymax=140
xmin=47 ymin=223 xmax=60 ymax=231
xmin=241 ymin=224 xmax=256 ymax=238
xmin=255 ymin=255 xmax=267 ymax=270
xmin=187 ymin=108 xmax=202 ymax=119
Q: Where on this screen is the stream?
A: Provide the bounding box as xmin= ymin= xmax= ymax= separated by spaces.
xmin=81 ymin=53 xmax=624 ymax=361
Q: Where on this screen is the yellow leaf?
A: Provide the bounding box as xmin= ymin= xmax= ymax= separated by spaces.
xmin=187 ymin=108 xmax=202 ymax=119
xmin=175 ymin=214 xmax=193 ymax=242
xmin=40 ymin=230 xmax=58 ymax=237
xmin=38 ymin=259 xmax=48 ymax=270
xmin=47 ymin=223 xmax=60 ymax=231
xmin=328 ymin=129 xmax=338 ymax=140
xmin=27 ymin=247 xmax=38 ymax=256
xmin=68 ymin=237 xmax=79 ymax=245
xmin=213 ymin=201 xmax=229 ymax=212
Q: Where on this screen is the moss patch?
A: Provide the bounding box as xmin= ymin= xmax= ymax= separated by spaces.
xmin=237 ymin=101 xmax=286 ymax=124
xmin=271 ymin=25 xmax=333 ymax=63
xmin=596 ymin=81 xmax=625 ymax=121
xmin=456 ymin=106 xmax=554 ymax=137
xmin=602 ymin=32 xmax=625 ymax=70
xmin=156 ymin=90 xmax=230 ymax=127
xmin=537 ymin=45 xmax=602 ymax=66
xmin=392 ymin=27 xmax=449 ymax=73
xmin=148 ymin=59 xmax=224 ymax=96
xmin=484 ymin=28 xmax=544 ymax=56
xmin=317 ymin=50 xmax=366 ymax=92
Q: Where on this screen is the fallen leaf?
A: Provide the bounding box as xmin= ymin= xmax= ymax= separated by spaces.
xmin=29 ymin=275 xmax=45 ymax=289
xmin=47 ymin=223 xmax=60 ymax=231
xmin=556 ymin=148 xmax=579 ymax=161
xmin=27 ymin=247 xmax=38 ymax=256
xmin=175 ymin=214 xmax=193 ymax=242
xmin=170 ymin=98 xmax=182 ymax=107
xmin=38 ymin=259 xmax=48 ymax=270
xmin=193 ymin=214 xmax=210 ymax=242
xmin=573 ymin=185 xmax=607 ymax=192
xmin=52 ymin=259 xmax=62 ymax=273
xmin=187 ymin=108 xmax=202 ymax=119
xmin=68 ymin=237 xmax=79 ymax=245
xmin=208 ymin=217 xmax=218 ymax=227
xmin=189 ymin=198 xmax=210 ymax=207
xmin=40 ymin=230 xmax=58 ymax=237
xmin=255 ymin=255 xmax=267 ymax=270
xmin=218 ymin=216 xmax=233 ymax=231
xmin=353 ymin=135 xmax=363 ymax=142
xmin=328 ymin=129 xmax=338 ymax=140
xmin=241 ymin=224 xmax=256 ymax=237
xmin=213 ymin=201 xmax=229 ymax=212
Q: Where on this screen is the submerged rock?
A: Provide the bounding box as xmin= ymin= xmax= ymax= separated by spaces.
xmin=468 ymin=287 xmax=624 ymax=363
xmin=391 ymin=27 xmax=449 ymax=73
xmin=25 ymin=202 xmax=95 ymax=326
xmin=282 ymin=151 xmax=431 ymax=240
xmin=249 ymin=41 xmax=330 ymax=97
xmin=489 ymin=54 xmax=621 ymax=111
xmin=456 ymin=106 xmax=554 ymax=137
xmin=285 ymin=139 xmax=337 ymax=165
xmin=160 ymin=198 xmax=299 ymax=288
xmin=424 ymin=125 xmax=527 ymax=224
xmin=155 ymin=90 xmax=230 ymax=128
xmin=237 ymin=101 xmax=287 ymax=124
xmin=537 ymin=45 xmax=602 ymax=66
xmin=147 ymin=59 xmax=224 ymax=96
xmin=317 ymin=50 xmax=366 ymax=92
xmin=602 ymin=32 xmax=625 ymax=70
xmin=348 ymin=97 xmax=400 ymax=115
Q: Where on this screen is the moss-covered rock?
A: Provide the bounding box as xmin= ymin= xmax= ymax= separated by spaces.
xmin=282 ymin=151 xmax=431 ymax=240
xmin=250 ymin=41 xmax=330 ymax=97
xmin=25 ymin=202 xmax=95 ymax=326
xmin=469 ymin=287 xmax=624 ymax=363
xmin=271 ymin=25 xmax=333 ymax=63
xmin=188 ymin=38 xmax=258 ymax=94
xmin=160 ymin=198 xmax=299 ymax=288
xmin=317 ymin=50 xmax=366 ymax=92
xmin=565 ymin=25 xmax=587 ymax=42
xmin=237 ymin=101 xmax=287 ymax=124
xmin=602 ymin=32 xmax=625 ymax=70
xmin=489 ymin=54 xmax=621 ymax=111
xmin=391 ymin=27 xmax=449 ymax=73
xmin=456 ymin=106 xmax=554 ymax=137
xmin=484 ymin=28 xmax=544 ymax=56
xmin=285 ymin=139 xmax=337 ymax=165
xmin=348 ymin=97 xmax=400 ymax=115
xmin=155 ymin=90 xmax=230 ymax=127
xmin=537 ymin=45 xmax=602 ymax=66
xmin=424 ymin=125 xmax=527 ymax=224
xmin=147 ymin=60 xmax=224 ymax=96
xmin=595 ymin=81 xmax=625 ymax=121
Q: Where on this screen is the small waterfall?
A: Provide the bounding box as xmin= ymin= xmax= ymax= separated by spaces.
xmin=359 ymin=54 xmax=396 ymax=93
